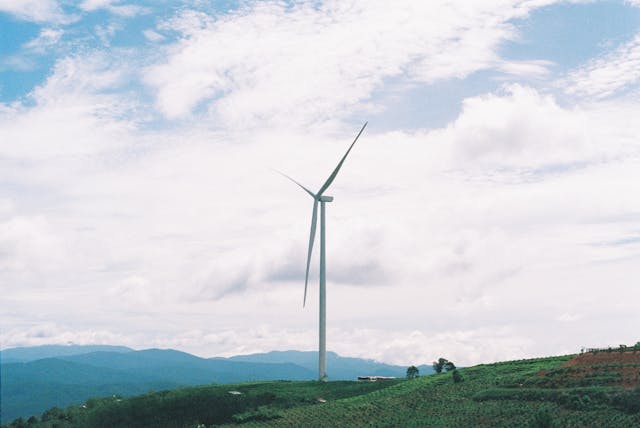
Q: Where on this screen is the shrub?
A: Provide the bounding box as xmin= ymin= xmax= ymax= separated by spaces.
xmin=231 ymin=406 xmax=283 ymax=423
xmin=528 ymin=408 xmax=556 ymax=428
xmin=452 ymin=370 xmax=463 ymax=383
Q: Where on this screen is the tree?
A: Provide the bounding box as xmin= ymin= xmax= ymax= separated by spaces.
xmin=406 ymin=365 xmax=419 ymax=379
xmin=444 ymin=361 xmax=456 ymax=372
xmin=9 ymin=418 xmax=27 ymax=428
xmin=41 ymin=407 xmax=61 ymax=421
xmin=432 ymin=357 xmax=449 ymax=374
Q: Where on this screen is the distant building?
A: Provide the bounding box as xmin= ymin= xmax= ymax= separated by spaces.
xmin=357 ymin=376 xmax=396 ymax=381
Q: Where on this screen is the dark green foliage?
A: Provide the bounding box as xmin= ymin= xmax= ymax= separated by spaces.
xmin=444 ymin=361 xmax=456 ymax=372
xmin=231 ymin=406 xmax=284 ymax=423
xmin=585 ymin=343 xmax=640 ymax=354
xmin=406 ymin=366 xmax=419 ymax=379
xmin=3 ymin=380 xmax=400 ymax=428
xmin=40 ymin=408 xmax=60 ymax=422
xmin=433 ymin=357 xmax=449 ymax=374
xmin=9 ymin=418 xmax=27 ymax=428
xmin=609 ymin=386 xmax=640 ymax=413
xmin=452 ymin=369 xmax=463 ymax=383
xmin=527 ymin=408 xmax=556 ymax=428
xmin=474 ymin=386 xmax=640 ymax=414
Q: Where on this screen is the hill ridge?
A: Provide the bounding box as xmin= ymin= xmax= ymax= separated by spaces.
xmin=1 ymin=345 xmax=426 ymax=423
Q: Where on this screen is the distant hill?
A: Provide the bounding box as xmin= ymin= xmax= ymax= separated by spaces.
xmin=0 ymin=347 xmax=316 ymax=422
xmin=0 ymin=358 xmax=182 ymax=423
xmin=59 ymin=349 xmax=315 ymax=384
xmin=227 ymin=350 xmax=434 ymax=379
xmin=0 ymin=345 xmax=133 ymax=363
xmin=1 ymin=346 xmax=429 ymax=422
xmin=3 ymin=349 xmax=639 ymax=428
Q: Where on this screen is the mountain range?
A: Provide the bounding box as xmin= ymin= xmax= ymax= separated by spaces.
xmin=0 ymin=345 xmax=432 ymax=422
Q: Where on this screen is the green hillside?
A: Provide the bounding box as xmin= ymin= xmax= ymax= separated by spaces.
xmin=4 ymin=351 xmax=640 ymax=428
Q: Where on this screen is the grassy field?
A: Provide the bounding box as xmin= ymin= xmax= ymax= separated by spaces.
xmin=4 ymin=351 xmax=640 ymax=428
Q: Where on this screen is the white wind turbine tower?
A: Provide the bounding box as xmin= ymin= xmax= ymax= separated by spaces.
xmin=279 ymin=122 xmax=367 ymax=381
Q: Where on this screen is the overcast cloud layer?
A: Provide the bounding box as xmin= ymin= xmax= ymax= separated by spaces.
xmin=1 ymin=0 xmax=639 ymax=366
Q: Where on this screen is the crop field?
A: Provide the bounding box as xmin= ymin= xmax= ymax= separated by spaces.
xmin=4 ymin=349 xmax=640 ymax=428
xmin=241 ymin=353 xmax=640 ymax=427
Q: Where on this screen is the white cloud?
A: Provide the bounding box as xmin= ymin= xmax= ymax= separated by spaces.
xmin=0 ymin=28 xmax=64 ymax=73
xmin=0 ymin=55 xmax=138 ymax=161
xmin=432 ymin=84 xmax=640 ymax=171
xmin=79 ymin=0 xmax=147 ymax=17
xmin=0 ymin=55 xmax=36 ymax=72
xmin=564 ymin=34 xmax=640 ymax=99
xmin=94 ymin=22 xmax=121 ymax=46
xmin=496 ymin=59 xmax=553 ymax=78
xmin=3 ymin=74 xmax=640 ymax=364
xmin=2 ymin=2 xmax=640 ymax=367
xmin=0 ymin=0 xmax=73 ymax=24
xmin=143 ymin=29 xmax=165 ymax=42
xmin=0 ymin=216 xmax=67 ymax=273
xmin=144 ymin=1 xmax=549 ymax=124
xmin=557 ymin=313 xmax=581 ymax=322
xmin=23 ymin=28 xmax=64 ymax=52
xmin=0 ymin=324 xmax=136 ymax=349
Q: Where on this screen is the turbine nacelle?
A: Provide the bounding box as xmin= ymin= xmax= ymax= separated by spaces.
xmin=277 ymin=121 xmax=367 ymax=308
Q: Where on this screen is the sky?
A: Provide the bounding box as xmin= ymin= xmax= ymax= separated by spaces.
xmin=1 ymin=0 xmax=639 ymax=367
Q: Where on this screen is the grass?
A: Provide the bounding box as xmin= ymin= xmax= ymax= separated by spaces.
xmin=4 ymin=353 xmax=640 ymax=428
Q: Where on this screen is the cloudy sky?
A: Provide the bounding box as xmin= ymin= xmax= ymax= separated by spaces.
xmin=1 ymin=0 xmax=639 ymax=367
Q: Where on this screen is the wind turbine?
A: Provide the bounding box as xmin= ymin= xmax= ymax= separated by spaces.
xmin=279 ymin=122 xmax=367 ymax=381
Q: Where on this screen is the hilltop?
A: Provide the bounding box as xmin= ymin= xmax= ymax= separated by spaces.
xmin=3 ymin=346 xmax=639 ymax=427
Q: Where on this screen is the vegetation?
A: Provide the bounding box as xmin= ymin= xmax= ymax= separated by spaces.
xmin=405 ymin=365 xmax=419 ymax=379
xmin=4 ymin=348 xmax=640 ymax=428
xmin=432 ymin=357 xmax=456 ymax=374
xmin=432 ymin=357 xmax=447 ymax=374
xmin=452 ymin=369 xmax=463 ymax=383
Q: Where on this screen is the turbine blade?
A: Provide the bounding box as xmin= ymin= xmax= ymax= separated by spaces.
xmin=317 ymin=122 xmax=367 ymax=196
xmin=273 ymin=169 xmax=316 ymax=198
xmin=303 ymin=200 xmax=318 ymax=307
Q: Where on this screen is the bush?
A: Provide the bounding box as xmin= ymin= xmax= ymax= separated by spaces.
xmin=452 ymin=370 xmax=463 ymax=383
xmin=231 ymin=406 xmax=283 ymax=423
xmin=610 ymin=387 xmax=640 ymax=413
xmin=528 ymin=408 xmax=556 ymax=428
